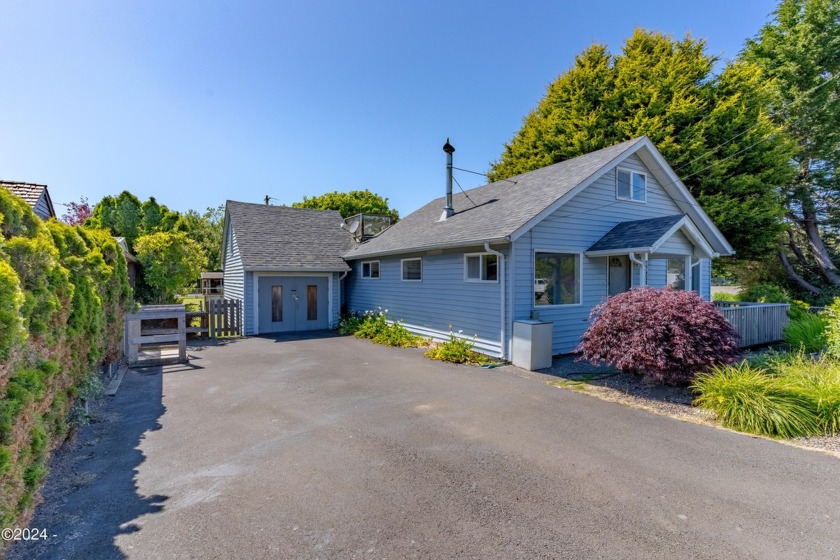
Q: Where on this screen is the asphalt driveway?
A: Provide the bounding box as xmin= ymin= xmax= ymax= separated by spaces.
xmin=11 ymin=334 xmax=840 ymax=559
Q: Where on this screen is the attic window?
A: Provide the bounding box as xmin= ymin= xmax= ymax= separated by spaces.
xmin=616 ymin=169 xmax=646 ymax=202
xmin=361 ymin=260 xmax=380 ymax=279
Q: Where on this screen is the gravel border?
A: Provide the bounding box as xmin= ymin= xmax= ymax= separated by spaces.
xmin=535 ymin=355 xmax=840 ymax=458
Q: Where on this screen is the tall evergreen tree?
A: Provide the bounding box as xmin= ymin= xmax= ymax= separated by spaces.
xmin=489 ymin=29 xmax=792 ymax=260
xmin=744 ymin=0 xmax=840 ymax=296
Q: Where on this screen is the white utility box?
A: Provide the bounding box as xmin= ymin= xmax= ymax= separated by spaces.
xmin=512 ymin=320 xmax=553 ymax=370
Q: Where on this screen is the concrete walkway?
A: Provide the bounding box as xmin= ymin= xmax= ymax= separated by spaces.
xmin=11 ymin=334 xmax=840 ymax=559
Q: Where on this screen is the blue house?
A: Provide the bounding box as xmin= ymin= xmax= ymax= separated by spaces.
xmin=222 ymin=202 xmax=350 ymax=334
xmin=223 ymin=136 xmax=733 ymax=358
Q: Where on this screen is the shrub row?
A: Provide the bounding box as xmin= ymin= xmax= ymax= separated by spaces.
xmin=338 ymin=311 xmax=491 ymax=364
xmin=0 ymin=189 xmax=131 ymax=535
xmin=693 ymin=353 xmax=840 ymax=438
xmin=339 ymin=310 xmax=426 ymax=348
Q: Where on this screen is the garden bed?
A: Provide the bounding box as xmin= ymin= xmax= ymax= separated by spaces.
xmin=541 ymin=355 xmax=840 ymax=458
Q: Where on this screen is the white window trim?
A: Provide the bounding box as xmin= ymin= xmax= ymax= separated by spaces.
xmin=463 ymin=252 xmax=499 ymax=283
xmin=361 ymin=260 xmax=380 ymax=280
xmin=401 ymin=257 xmax=423 ymax=282
xmin=616 ymin=168 xmax=647 ymax=203
xmin=533 ymin=249 xmax=583 ymax=308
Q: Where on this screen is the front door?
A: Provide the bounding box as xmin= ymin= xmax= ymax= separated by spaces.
xmin=258 ymin=276 xmax=329 ymax=333
xmin=608 ymin=256 xmax=631 ymax=296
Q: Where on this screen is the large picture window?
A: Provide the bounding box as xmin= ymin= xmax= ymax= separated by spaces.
xmin=464 ymin=253 xmax=498 ymax=282
xmin=534 ymin=252 xmax=580 ymax=306
xmin=401 ymin=258 xmax=422 ymax=281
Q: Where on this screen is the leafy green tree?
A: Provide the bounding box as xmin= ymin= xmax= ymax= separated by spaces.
xmin=488 ymin=29 xmax=793 ymax=260
xmin=292 ymin=189 xmax=399 ymax=220
xmin=134 ymin=232 xmax=205 ymax=303
xmin=744 ymin=0 xmax=840 ymax=297
xmin=86 ymin=191 xmax=180 ymax=249
xmin=174 ymin=205 xmax=224 ymax=271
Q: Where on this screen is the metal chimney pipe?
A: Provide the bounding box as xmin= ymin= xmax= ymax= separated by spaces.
xmin=441 ymin=138 xmax=455 ymax=221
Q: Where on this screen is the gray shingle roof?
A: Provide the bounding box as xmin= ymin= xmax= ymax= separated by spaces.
xmin=226 ymin=201 xmax=351 ymax=271
xmin=1 ymin=181 xmax=55 ymax=219
xmin=344 ymin=137 xmax=643 ymax=259
xmin=586 ymin=214 xmax=685 ymax=253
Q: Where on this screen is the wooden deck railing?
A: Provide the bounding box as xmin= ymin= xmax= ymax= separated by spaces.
xmin=714 ymin=301 xmax=790 ymax=347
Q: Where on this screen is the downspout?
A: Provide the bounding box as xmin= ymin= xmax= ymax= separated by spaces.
xmin=628 ymin=253 xmax=647 ymax=286
xmin=485 ymin=242 xmax=506 ymax=360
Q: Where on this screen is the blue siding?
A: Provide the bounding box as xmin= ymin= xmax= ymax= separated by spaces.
xmin=244 ymin=271 xmax=254 ymax=334
xmin=346 ymin=247 xmax=506 ymax=356
xmin=699 ymin=258 xmax=711 ymax=301
xmin=511 ymin=153 xmax=691 ymax=354
xmin=223 ymin=225 xmax=246 ymax=320
xmin=330 ymin=272 xmax=341 ymax=328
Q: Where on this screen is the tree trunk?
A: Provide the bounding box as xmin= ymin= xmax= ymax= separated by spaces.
xmin=801 ymin=209 xmax=840 ymax=285
xmin=792 ymin=162 xmax=840 ymax=286
xmin=778 ymin=249 xmax=821 ymax=294
xmin=786 ymin=228 xmax=810 ymax=268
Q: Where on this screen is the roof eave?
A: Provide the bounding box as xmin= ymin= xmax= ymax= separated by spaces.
xmin=585 ymin=247 xmax=653 ymax=257
xmin=243 ymin=265 xmax=351 ymax=273
xmin=343 ymin=236 xmax=510 ymax=260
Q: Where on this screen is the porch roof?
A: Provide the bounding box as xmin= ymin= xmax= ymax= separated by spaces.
xmin=585 ymin=214 xmax=715 ymax=258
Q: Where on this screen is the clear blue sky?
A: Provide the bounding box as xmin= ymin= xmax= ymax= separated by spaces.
xmin=1 ymin=1 xmax=778 ymax=218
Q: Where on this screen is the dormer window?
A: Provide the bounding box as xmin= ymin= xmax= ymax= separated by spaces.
xmin=616 ymin=169 xmax=646 ymax=202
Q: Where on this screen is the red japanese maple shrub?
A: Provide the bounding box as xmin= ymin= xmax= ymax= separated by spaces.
xmin=577 ymin=287 xmax=741 ymax=385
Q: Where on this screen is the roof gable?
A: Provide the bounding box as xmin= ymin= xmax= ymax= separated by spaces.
xmin=1 ymin=181 xmax=56 ymax=220
xmin=224 ymin=201 xmax=351 ymax=272
xmin=344 ymin=136 xmax=733 ymax=260
xmin=586 ymin=215 xmax=685 ymax=253
xmin=344 ymin=138 xmax=644 ymax=259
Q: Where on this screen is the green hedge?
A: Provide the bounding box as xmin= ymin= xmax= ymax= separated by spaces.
xmin=0 ymin=188 xmax=131 ymax=535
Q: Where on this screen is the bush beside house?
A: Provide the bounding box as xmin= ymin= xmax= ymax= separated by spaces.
xmin=0 ymin=189 xmax=131 ymax=539
xmin=577 ymin=287 xmax=741 ymax=385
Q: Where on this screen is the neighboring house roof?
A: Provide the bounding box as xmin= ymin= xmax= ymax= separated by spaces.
xmin=0 ymin=181 xmax=56 ymax=220
xmin=224 ymin=201 xmax=352 ymax=272
xmin=114 ymin=237 xmax=138 ymax=263
xmin=344 ymin=136 xmax=733 ymax=260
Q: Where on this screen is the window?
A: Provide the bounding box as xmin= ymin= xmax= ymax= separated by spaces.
xmin=667 ymin=258 xmax=686 ymax=290
xmin=361 ymin=260 xmax=380 ymax=279
xmin=401 ymin=258 xmax=422 ymax=281
xmin=616 ymin=169 xmax=646 ymax=202
xmin=306 ymin=285 xmax=318 ymax=320
xmin=691 ymin=259 xmax=701 ymax=293
xmin=465 ymin=253 xmax=498 ymax=282
xmin=271 ymin=285 xmax=283 ymax=322
xmin=534 ymin=252 xmax=580 ymax=305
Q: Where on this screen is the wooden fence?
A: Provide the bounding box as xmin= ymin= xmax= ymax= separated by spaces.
xmin=714 ymin=301 xmax=790 ymax=347
xmin=204 ymin=298 xmax=242 ymax=338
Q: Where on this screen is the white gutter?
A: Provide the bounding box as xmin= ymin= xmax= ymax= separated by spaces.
xmin=628 ymin=253 xmax=647 ymax=286
xmin=484 ymin=242 xmax=507 ymax=360
xmin=345 ymin=236 xmax=510 ymax=261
